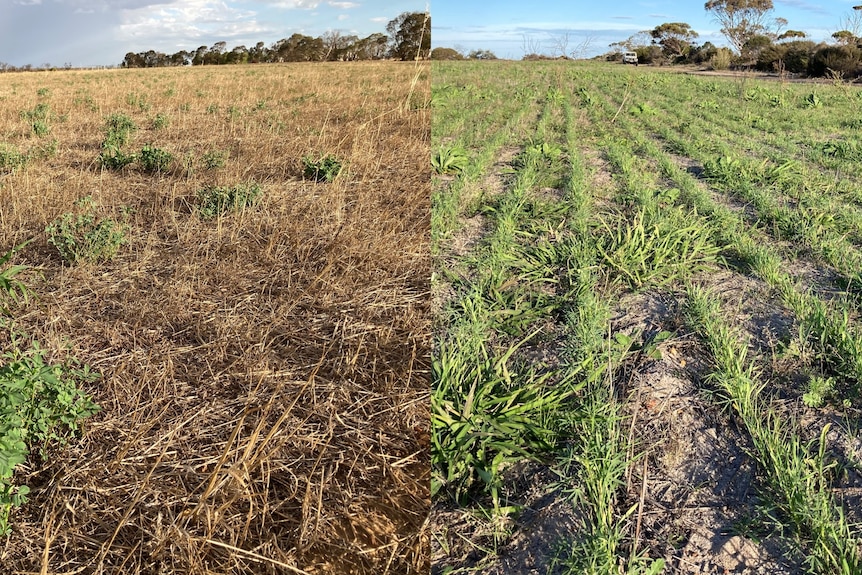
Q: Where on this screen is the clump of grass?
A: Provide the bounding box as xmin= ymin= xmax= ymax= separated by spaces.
xmin=432 ymin=326 xmax=574 ymax=509
xmin=302 ymin=155 xmax=342 ymax=182
xmin=138 ymin=144 xmax=172 ymax=173
xmin=197 ymin=182 xmax=262 ymax=219
xmin=0 ymin=340 xmax=100 ymax=536
xmin=201 ymin=149 xmax=227 ymax=170
xmin=45 ymin=196 xmax=130 ymax=264
xmin=597 ymin=208 xmax=719 ymax=288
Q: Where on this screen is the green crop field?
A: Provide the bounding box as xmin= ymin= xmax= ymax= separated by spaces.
xmin=431 ymin=60 xmax=862 ymax=574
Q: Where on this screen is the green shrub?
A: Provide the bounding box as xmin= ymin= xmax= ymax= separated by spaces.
xmin=138 ymin=144 xmax=172 ymax=173
xmin=197 ymin=182 xmax=262 ymax=218
xmin=45 ymin=197 xmax=129 ymax=264
xmin=302 ymin=155 xmax=342 ymax=182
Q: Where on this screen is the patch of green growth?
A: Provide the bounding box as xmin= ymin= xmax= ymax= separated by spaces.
xmin=138 ymin=144 xmax=172 ymax=173
xmin=45 ymin=196 xmax=130 ymax=264
xmin=0 ymin=338 xmax=100 ymax=536
xmin=125 ymin=92 xmax=149 ymax=112
xmin=803 ymin=375 xmax=836 ymax=409
xmin=103 ymin=113 xmax=137 ymax=148
xmin=20 ymin=103 xmax=50 ymax=122
xmin=803 ymin=92 xmax=823 ymax=108
xmin=302 ymin=155 xmax=342 ymax=183
xmin=201 ymin=149 xmax=227 ymax=170
xmin=151 ymin=113 xmax=169 ymax=130
xmin=431 ymin=145 xmax=468 ymax=175
xmin=31 ymin=121 xmax=49 ymax=137
xmin=432 ymin=323 xmax=576 ymax=509
xmin=0 ymin=243 xmax=31 ymax=315
xmin=197 ymin=182 xmax=262 ymax=219
xmin=36 ymin=88 xmax=49 ymax=97
xmin=0 ymin=146 xmax=27 ymax=174
xmin=99 ymin=113 xmax=137 ymax=170
xmin=597 ymin=207 xmax=719 ymax=289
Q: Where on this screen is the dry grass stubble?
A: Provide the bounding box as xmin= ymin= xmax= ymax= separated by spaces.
xmin=0 ymin=62 xmax=429 ymax=573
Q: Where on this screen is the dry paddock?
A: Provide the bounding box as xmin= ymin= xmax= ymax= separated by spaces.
xmin=0 ymin=62 xmax=430 ymax=574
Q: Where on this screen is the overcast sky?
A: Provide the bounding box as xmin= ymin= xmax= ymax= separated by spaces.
xmin=433 ymin=0 xmax=859 ymax=59
xmin=0 ymin=0 xmax=425 ymax=67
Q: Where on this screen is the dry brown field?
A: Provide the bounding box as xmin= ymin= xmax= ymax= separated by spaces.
xmin=0 ymin=61 xmax=429 ymax=574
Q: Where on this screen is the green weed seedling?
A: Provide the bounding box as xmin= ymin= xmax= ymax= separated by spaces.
xmin=0 ymin=340 xmax=100 ymax=536
xmin=46 ymin=196 xmax=129 ymax=264
xmin=197 ymin=182 xmax=262 ymax=219
xmin=99 ymin=113 xmax=137 ymax=170
xmin=0 ymin=146 xmax=27 ymax=174
xmin=0 ymin=242 xmax=32 ymax=316
xmin=302 ymin=155 xmax=342 ymax=183
xmin=138 ymin=144 xmax=173 ymax=173
xmin=151 ymin=113 xmax=169 ymax=130
xmin=431 ymin=145 xmax=468 ymax=175
xmin=201 ymin=149 xmax=227 ymax=170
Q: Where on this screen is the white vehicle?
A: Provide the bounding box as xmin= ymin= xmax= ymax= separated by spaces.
xmin=622 ymin=51 xmax=639 ymax=65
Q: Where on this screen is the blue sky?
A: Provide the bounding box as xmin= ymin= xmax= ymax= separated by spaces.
xmin=432 ymin=1 xmax=859 ymax=59
xmin=0 ymin=0 xmax=424 ymax=67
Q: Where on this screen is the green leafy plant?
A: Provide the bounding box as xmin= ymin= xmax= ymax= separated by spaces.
xmin=432 ymin=329 xmax=576 ymax=508
xmin=45 ymin=197 xmax=129 ymax=264
xmin=631 ymin=102 xmax=658 ymax=116
xmin=431 ymin=145 xmax=468 ymax=175
xmin=0 ymin=340 xmax=100 ymax=536
xmin=803 ymin=92 xmax=823 ymax=108
xmin=197 ymin=182 xmax=262 ymax=219
xmin=0 ymin=146 xmax=27 ymax=174
xmin=20 ymin=103 xmax=50 ymax=122
xmin=138 ymin=144 xmax=173 ymax=173
xmin=0 ymin=242 xmax=32 ymax=316
xmin=99 ymin=113 xmax=137 ymax=169
xmin=201 ymin=149 xmax=227 ymax=170
xmin=302 ymin=155 xmax=342 ymax=182
xmin=803 ymin=375 xmax=835 ymax=408
xmin=31 ymin=121 xmax=49 ymax=137
xmin=151 ymin=113 xmax=169 ymax=130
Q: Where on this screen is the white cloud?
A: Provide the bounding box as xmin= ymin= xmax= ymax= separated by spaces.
xmin=337 ymin=13 xmax=348 ymax=20
xmin=118 ymin=0 xmax=268 ymax=44
xmin=329 ymin=1 xmax=359 ymax=8
xmin=370 ymin=16 xmax=387 ymax=22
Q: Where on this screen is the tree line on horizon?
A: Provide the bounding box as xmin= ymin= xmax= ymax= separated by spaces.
xmin=0 ymin=11 xmax=428 ymax=72
xmin=432 ymin=1 xmax=862 ymax=79
xmin=121 ymin=12 xmax=429 ymax=68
